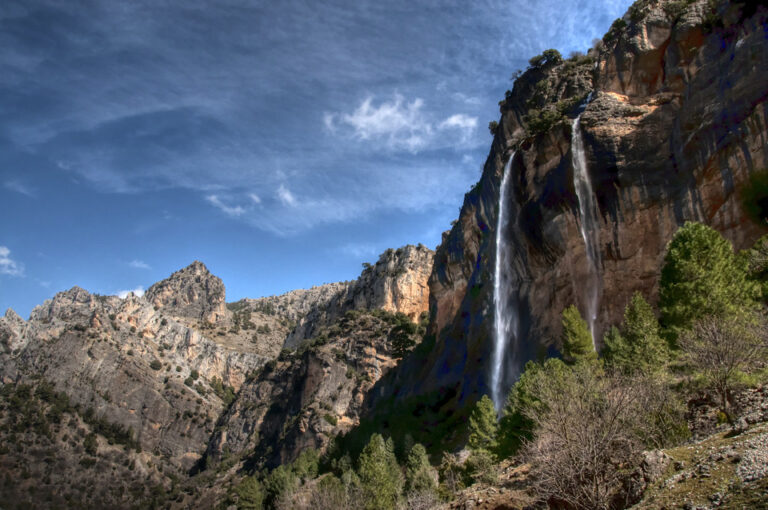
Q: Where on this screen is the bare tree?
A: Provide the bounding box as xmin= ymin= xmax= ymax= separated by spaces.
xmin=521 ymin=364 xmax=644 ymax=510
xmin=679 ymin=315 xmax=768 ymax=417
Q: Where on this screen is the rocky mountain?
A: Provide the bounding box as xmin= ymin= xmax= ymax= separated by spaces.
xmin=205 ymin=308 xmax=424 ymax=470
xmin=386 ymin=0 xmax=768 ymax=409
xmin=0 ymin=244 xmax=434 ymax=507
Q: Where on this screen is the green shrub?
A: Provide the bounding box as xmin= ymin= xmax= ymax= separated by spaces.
xmin=149 ymin=360 xmax=162 ymax=371
xmin=602 ymin=292 xmax=668 ymax=374
xmin=528 ymin=49 xmax=562 ymax=68
xmin=741 ymin=169 xmax=768 ymax=226
xmin=467 ymin=395 xmax=498 ymax=453
xmin=488 ymin=120 xmax=498 ymax=135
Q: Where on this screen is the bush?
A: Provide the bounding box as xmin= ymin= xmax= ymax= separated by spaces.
xmin=149 ymin=360 xmax=162 ymax=371
xmin=528 ymin=49 xmax=562 ymax=68
xmin=405 ymin=443 xmax=437 ymax=496
xmin=488 ymin=120 xmax=498 ymax=135
xmin=235 ymin=475 xmax=265 ymax=509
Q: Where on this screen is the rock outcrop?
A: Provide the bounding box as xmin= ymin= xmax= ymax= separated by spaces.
xmin=392 ymin=0 xmax=768 ymax=408
xmin=205 ymin=309 xmax=420 ymax=469
xmin=145 ymin=260 xmax=228 ymax=325
xmin=285 ymin=244 xmax=433 ymax=347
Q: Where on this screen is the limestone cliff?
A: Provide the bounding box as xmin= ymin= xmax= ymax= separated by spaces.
xmin=284 ymin=244 xmax=433 ymax=347
xmin=0 ymin=263 xmax=269 ymax=473
xmin=398 ymin=0 xmax=768 ymax=408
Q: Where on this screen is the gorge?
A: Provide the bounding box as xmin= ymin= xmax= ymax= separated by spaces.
xmin=1 ymin=0 xmax=767 ymax=508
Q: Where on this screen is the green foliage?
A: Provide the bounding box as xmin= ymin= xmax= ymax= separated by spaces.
xmin=497 ymin=358 xmax=569 ymax=457
xmin=528 ymin=49 xmax=562 ymax=68
xmin=659 ymin=222 xmax=759 ymax=343
xmin=467 ymin=395 xmax=498 ymax=453
xmin=742 ymin=234 xmax=768 ymax=304
xmin=263 ymin=465 xmax=299 ymax=508
xmin=324 ymin=413 xmax=338 ymax=426
xmin=390 ymin=318 xmax=419 ymax=358
xmin=210 ymin=376 xmax=236 ymax=406
xmin=488 ymin=120 xmax=499 ymax=135
xmin=357 ymin=434 xmax=403 ymax=510
xmin=603 ymin=17 xmax=627 ymax=44
xmin=293 ymin=448 xmax=320 ymax=482
xmin=465 ymin=448 xmax=497 ymax=485
xmin=404 ymin=443 xmax=437 ymax=495
xmin=524 ymin=107 xmax=563 ymax=136
xmin=602 ymin=292 xmax=668 ymax=374
xmin=149 ymin=360 xmax=162 ymax=371
xmin=561 ymin=305 xmax=596 ymax=364
xmin=83 ymin=433 xmax=98 ymax=455
xmin=235 ymin=475 xmax=265 ymax=509
xmin=742 ymin=169 xmax=768 ymax=226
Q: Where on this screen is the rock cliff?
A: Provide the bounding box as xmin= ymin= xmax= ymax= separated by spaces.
xmin=284 ymin=244 xmax=433 ymax=347
xmin=400 ymin=0 xmax=768 ymax=407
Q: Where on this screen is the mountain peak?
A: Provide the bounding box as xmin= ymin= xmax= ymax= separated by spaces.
xmin=145 ymin=261 xmax=226 ymax=323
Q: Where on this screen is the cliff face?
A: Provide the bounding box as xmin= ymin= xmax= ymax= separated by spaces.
xmin=414 ymin=0 xmax=768 ymax=406
xmin=284 ymin=244 xmax=433 ymax=347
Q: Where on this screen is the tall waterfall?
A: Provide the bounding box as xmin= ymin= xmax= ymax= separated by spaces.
xmin=491 ymin=153 xmax=517 ymax=412
xmin=571 ymin=108 xmax=601 ymax=346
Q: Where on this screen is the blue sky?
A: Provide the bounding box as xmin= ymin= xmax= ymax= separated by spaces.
xmin=0 ymin=0 xmax=632 ymax=318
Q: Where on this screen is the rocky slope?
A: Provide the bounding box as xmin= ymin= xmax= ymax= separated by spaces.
xmin=0 ymin=262 xmax=269 ymax=474
xmin=205 ymin=308 xmax=424 ymax=470
xmin=393 ymin=0 xmax=768 ymax=409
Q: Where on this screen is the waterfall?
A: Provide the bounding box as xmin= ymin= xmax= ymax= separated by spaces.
xmin=491 ymin=153 xmax=517 ymax=413
xmin=571 ymin=105 xmax=601 ymax=347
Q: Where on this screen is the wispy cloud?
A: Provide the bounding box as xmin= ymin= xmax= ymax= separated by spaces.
xmin=205 ymin=194 xmax=246 ymax=217
xmin=438 ymin=114 xmax=478 ymax=143
xmin=276 ymin=184 xmax=296 ymax=207
xmin=128 ymin=259 xmax=151 ymax=270
xmin=4 ymin=180 xmax=36 ymax=197
xmin=117 ymin=286 xmax=145 ymax=299
xmin=248 ymin=193 xmax=261 ymax=204
xmin=0 ymin=246 xmax=25 ymax=277
xmin=325 ymin=94 xmax=432 ymax=152
xmin=338 ymin=242 xmax=380 ymax=259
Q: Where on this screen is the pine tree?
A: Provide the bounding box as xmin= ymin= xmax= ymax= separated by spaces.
xmin=561 ymin=305 xmax=596 ymax=364
xmin=468 ymin=395 xmax=498 ymax=453
xmin=357 ymin=433 xmax=403 ymax=510
xmin=660 ymin=222 xmax=759 ymax=342
xmin=235 ymin=475 xmax=265 ymax=509
xmin=603 ymin=292 xmax=667 ymax=374
xmin=404 ymin=443 xmax=437 ymax=495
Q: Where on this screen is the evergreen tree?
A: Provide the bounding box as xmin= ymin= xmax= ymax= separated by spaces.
xmin=467 ymin=395 xmax=498 ymax=453
xmin=235 ymin=475 xmax=265 ymax=509
xmin=263 ymin=465 xmax=298 ymax=508
xmin=357 ymin=434 xmax=403 ymax=510
xmin=603 ymin=292 xmax=667 ymax=374
xmin=497 ymin=358 xmax=570 ymax=457
xmin=659 ymin=222 xmax=759 ymax=342
xmin=404 ymin=443 xmax=437 ymax=495
xmin=561 ymin=305 xmax=596 ymax=364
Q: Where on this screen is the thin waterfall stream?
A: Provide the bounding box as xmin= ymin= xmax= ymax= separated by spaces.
xmin=571 ymin=103 xmax=601 ymax=347
xmin=491 ymin=153 xmax=517 ymax=412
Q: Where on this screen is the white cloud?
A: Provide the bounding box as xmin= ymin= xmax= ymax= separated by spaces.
xmin=129 ymin=259 xmax=151 ymax=270
xmin=338 ymin=242 xmax=379 ymax=259
xmin=325 ymin=94 xmax=432 ymax=152
xmin=205 ymin=194 xmax=246 ymax=217
xmin=277 ymin=184 xmax=296 ymax=206
xmin=438 ymin=114 xmax=478 ymax=143
xmin=451 ymin=92 xmax=482 ymax=105
xmin=4 ymin=180 xmax=36 ymax=197
xmin=248 ymin=193 xmax=262 ymax=204
xmin=0 ymin=246 xmax=24 ymax=277
xmin=117 ymin=286 xmax=145 ymax=299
